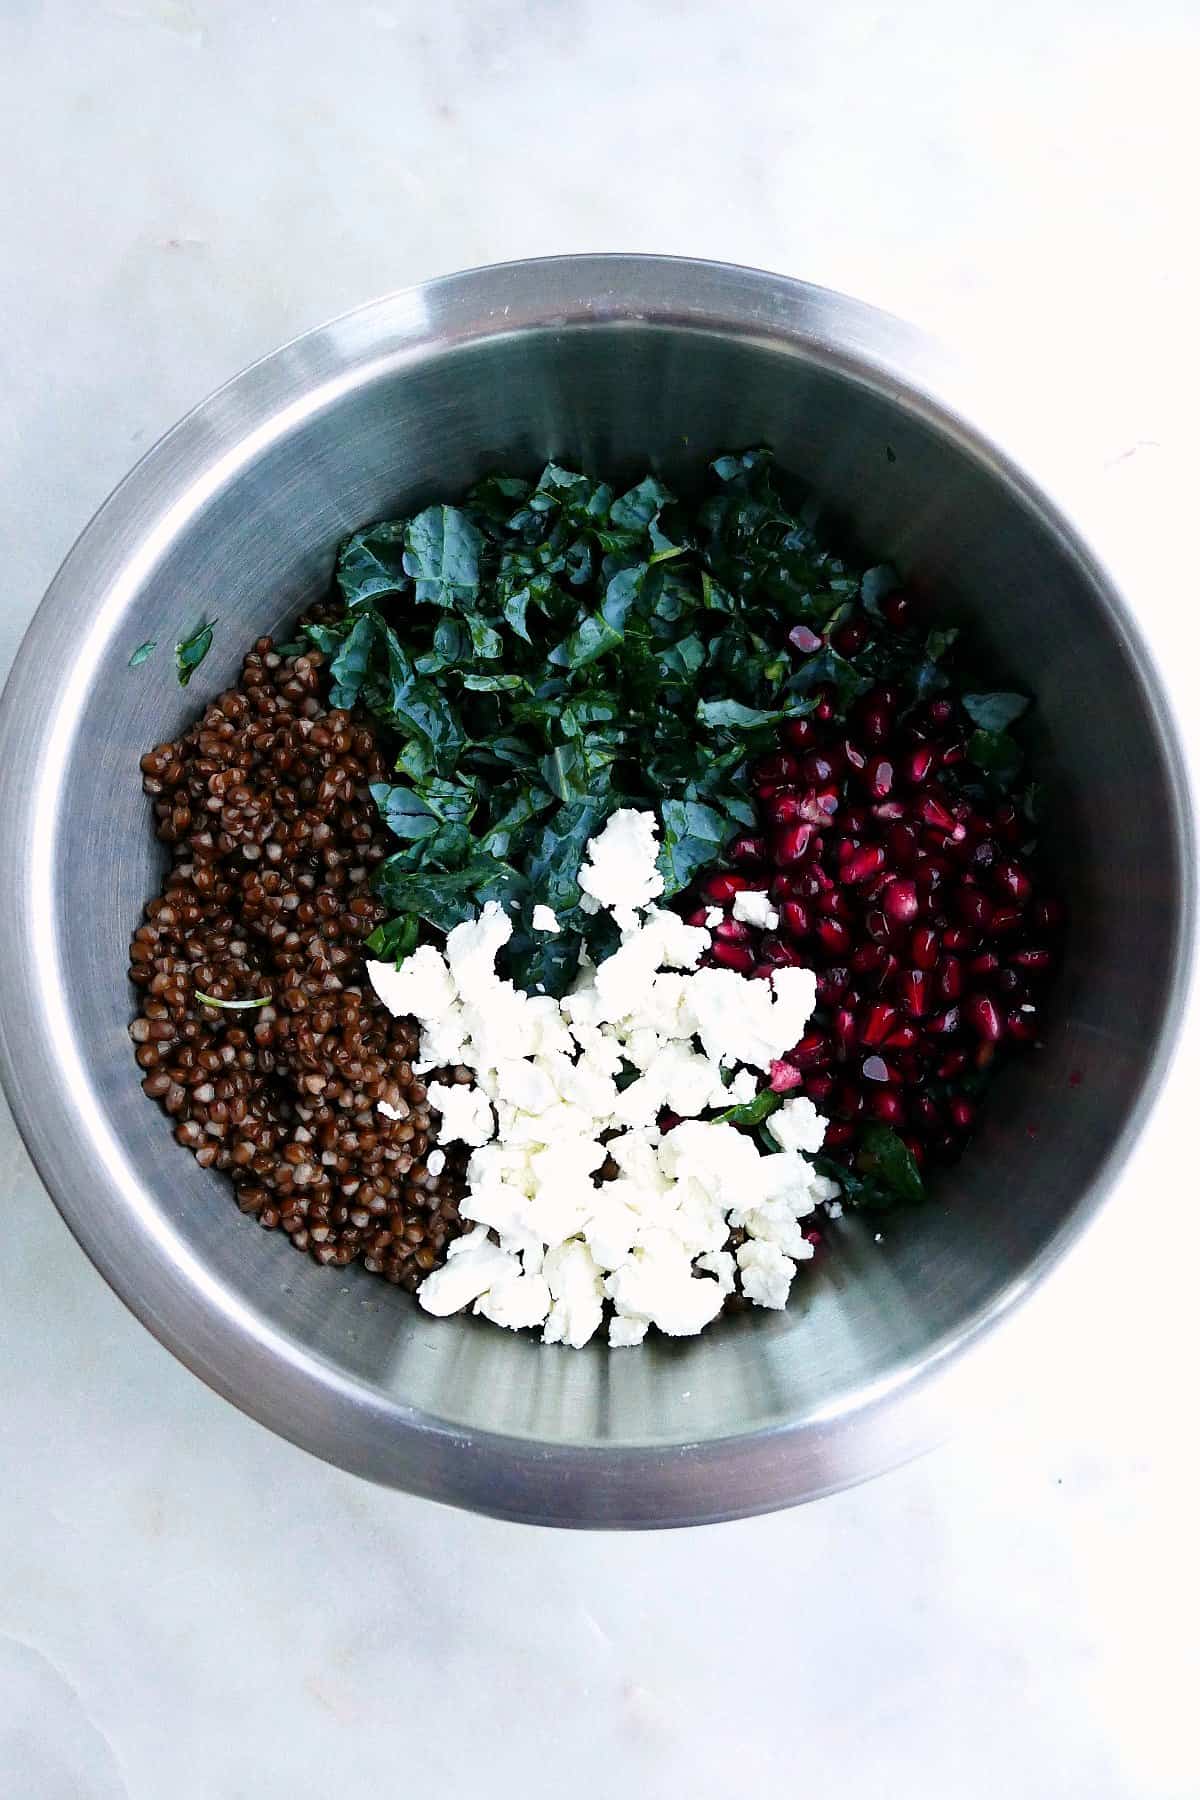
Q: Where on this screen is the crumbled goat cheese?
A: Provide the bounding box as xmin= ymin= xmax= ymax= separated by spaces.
xmin=368 ymin=810 xmax=830 ymax=1347
xmin=703 ymin=905 xmax=725 ymax=928
xmin=426 ymin=1081 xmax=495 ymax=1148
xmin=737 ymin=1239 xmax=797 ymax=1309
xmin=577 ymin=808 xmax=664 ymax=919
xmin=531 ymin=904 xmax=561 ymax=935
xmin=732 ymin=888 xmax=779 ymax=931
xmin=367 ymin=945 xmax=457 ymax=1021
xmin=766 ymin=1094 xmax=827 ymax=1157
xmin=426 ymin=1148 xmax=446 ymax=1177
xmin=687 ymin=965 xmax=817 ymax=1070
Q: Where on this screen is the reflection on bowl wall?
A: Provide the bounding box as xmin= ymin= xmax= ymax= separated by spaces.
xmin=0 ymin=258 xmax=1192 ymax=1527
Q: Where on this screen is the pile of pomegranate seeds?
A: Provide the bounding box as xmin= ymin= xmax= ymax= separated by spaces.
xmin=685 ymin=612 xmax=1063 ymax=1198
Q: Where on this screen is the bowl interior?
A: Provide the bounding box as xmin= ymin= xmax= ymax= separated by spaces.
xmin=2 ymin=271 xmax=1188 ymax=1520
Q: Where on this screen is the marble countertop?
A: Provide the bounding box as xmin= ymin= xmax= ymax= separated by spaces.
xmin=2 ymin=3 xmax=1198 ymax=1795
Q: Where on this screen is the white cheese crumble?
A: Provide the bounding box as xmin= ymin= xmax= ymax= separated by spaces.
xmin=731 ymin=888 xmax=779 ymax=931
xmin=369 ymin=811 xmax=833 ymax=1347
xmin=425 ymin=1081 xmax=495 ymax=1148
xmin=577 ymin=807 xmax=664 ymax=922
xmin=531 ymin=904 xmax=561 ymax=935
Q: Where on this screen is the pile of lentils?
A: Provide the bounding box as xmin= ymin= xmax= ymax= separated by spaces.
xmin=129 ymin=638 xmax=467 ymax=1287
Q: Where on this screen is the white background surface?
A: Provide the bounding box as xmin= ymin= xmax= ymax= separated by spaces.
xmin=2 ymin=3 xmax=1199 ymax=1795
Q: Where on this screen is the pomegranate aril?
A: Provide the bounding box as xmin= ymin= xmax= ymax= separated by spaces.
xmin=954 ymin=888 xmax=993 ymax=930
xmin=1032 ymin=896 xmax=1065 ymax=932
xmin=885 ymin=1024 xmax=919 ymax=1051
xmin=788 ymin=624 xmax=823 ymax=654
xmin=861 ymin=1054 xmax=894 ymax=1084
xmin=704 ymin=871 xmax=751 ymax=901
xmin=760 ymin=935 xmax=804 ymax=967
xmin=969 ymin=838 xmax=999 ymax=873
xmin=843 ymin=845 xmax=886 ymax=884
xmin=782 ymin=716 xmax=817 ymax=751
xmin=1007 ymin=1005 xmax=1040 ymax=1042
xmin=684 ymin=907 xmax=710 ymax=928
xmin=1010 ymin=947 xmax=1053 ymax=974
xmin=804 ymin=1071 xmax=838 ymax=1107
xmin=912 ymin=1096 xmax=944 ymax=1132
xmin=861 ymin=1002 xmax=897 ymax=1047
xmin=925 ymin=698 xmax=954 ymax=730
xmin=903 ymin=744 xmax=937 ymax=784
xmin=843 ymin=738 xmax=867 ymax=772
xmin=935 ymin=957 xmax=964 ymax=1000
xmin=835 ymin=1081 xmax=864 ymax=1120
xmin=832 ymin=616 xmax=868 ymax=656
xmin=783 ymin=1030 xmax=828 ymax=1071
xmin=926 ymin=1006 xmax=962 ymax=1036
xmin=728 ymin=833 xmax=768 ymax=865
xmin=865 ymin=909 xmax=892 ymax=944
xmin=910 ymin=926 xmax=940 ymax=970
xmin=882 ymin=589 xmax=912 ymax=629
xmin=941 ymin=925 xmax=975 ymax=953
xmin=815 ymin=965 xmax=849 ymax=1004
xmin=710 ymin=939 xmax=755 ymax=973
xmin=850 ymin=943 xmax=886 ymax=976
xmin=864 ymin=755 xmax=895 ymax=799
xmin=714 ymin=917 xmax=753 ymax=943
xmin=769 ymin=1058 xmax=807 ymax=1093
xmin=948 ymin=1096 xmax=976 ymax=1133
xmin=819 ymin=887 xmax=851 ymax=920
xmin=901 ymin=1134 xmax=927 ymax=1169
xmin=773 ymin=823 xmax=817 ymax=865
xmin=917 ymin=793 xmax=956 ymax=832
xmin=823 ymin=1120 xmax=855 ymax=1150
xmin=772 ymin=869 xmax=820 ymax=900
xmin=989 ymin=905 xmax=1024 ymax=936
xmin=817 ymin=917 xmax=852 ymax=956
xmin=916 ymin=857 xmax=951 ymax=895
xmin=869 ymin=1089 xmax=906 ymax=1125
xmin=832 ymin=1005 xmax=857 ymax=1050
xmin=763 ymin=788 xmax=809 ymax=827
xmin=964 ymin=993 xmax=1003 ymax=1040
xmin=855 ymin=688 xmax=895 ymax=746
xmin=940 ymin=740 xmax=967 ymax=767
xmin=993 ymin=859 xmax=1033 ymax=904
xmin=876 ymin=953 xmax=901 ymax=993
xmin=783 ymin=786 xmax=839 ymax=824
xmin=967 ymin=951 xmax=999 ymax=981
xmin=898 ymin=967 xmax=930 ymax=1016
xmin=937 ymin=1051 xmax=968 ymax=1079
xmin=881 ymin=877 xmax=919 ymax=925
xmin=888 ymin=823 xmax=920 ymax=868
xmin=753 ymin=752 xmax=802 ymax=786
xmin=800 ymin=750 xmax=838 ymax=785
xmin=779 ymin=900 xmax=810 ymax=938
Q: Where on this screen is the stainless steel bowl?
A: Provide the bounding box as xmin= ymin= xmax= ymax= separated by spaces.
xmin=0 ymin=257 xmax=1192 ymax=1527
